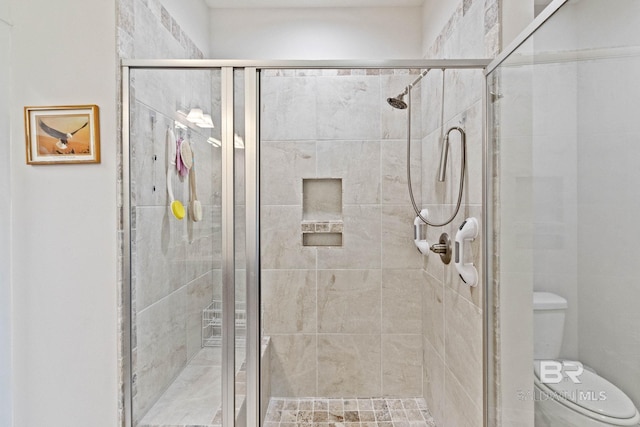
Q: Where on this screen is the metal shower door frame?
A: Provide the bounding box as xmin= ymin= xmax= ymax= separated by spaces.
xmin=121 ymin=59 xmax=490 ymax=427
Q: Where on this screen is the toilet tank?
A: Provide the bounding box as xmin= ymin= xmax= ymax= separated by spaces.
xmin=533 ymin=292 xmax=568 ymax=360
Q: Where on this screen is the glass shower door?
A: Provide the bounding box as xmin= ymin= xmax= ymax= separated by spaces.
xmin=127 ymin=66 xmax=238 ymax=427
xmin=486 ymin=1 xmax=640 ymax=425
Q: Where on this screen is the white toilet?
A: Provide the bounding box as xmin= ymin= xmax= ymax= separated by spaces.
xmin=533 ymin=292 xmax=640 ymax=426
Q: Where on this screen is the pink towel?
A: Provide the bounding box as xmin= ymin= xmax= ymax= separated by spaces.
xmin=175 ymin=138 xmax=189 ymax=177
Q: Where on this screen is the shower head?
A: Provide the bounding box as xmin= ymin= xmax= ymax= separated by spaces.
xmin=387 ymin=93 xmax=408 ymax=109
xmin=386 ymin=69 xmax=430 ymax=110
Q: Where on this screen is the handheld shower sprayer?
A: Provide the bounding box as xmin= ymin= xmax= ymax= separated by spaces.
xmin=437 ymin=126 xmax=466 ymax=183
xmin=386 ymin=68 xmax=468 ymax=228
xmin=437 ymin=133 xmax=450 ymax=182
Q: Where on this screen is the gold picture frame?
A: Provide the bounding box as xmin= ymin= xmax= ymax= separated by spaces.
xmin=24 ymin=105 xmax=100 ymax=165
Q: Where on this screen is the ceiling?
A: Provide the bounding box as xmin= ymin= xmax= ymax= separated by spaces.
xmin=205 ymin=0 xmax=424 ymax=8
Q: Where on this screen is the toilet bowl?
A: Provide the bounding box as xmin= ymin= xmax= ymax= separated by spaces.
xmin=533 ymin=292 xmax=640 ymax=426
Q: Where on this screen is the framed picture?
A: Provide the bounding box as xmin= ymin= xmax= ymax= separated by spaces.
xmin=24 ymin=105 xmax=100 ymax=165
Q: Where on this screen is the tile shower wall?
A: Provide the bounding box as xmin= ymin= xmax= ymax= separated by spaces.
xmin=117 ymin=1 xmax=214 ymax=423
xmin=260 ymin=69 xmax=425 ymax=398
xmin=420 ymin=0 xmax=499 ymax=426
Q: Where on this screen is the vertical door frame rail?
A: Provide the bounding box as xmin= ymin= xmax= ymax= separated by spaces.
xmin=221 ymin=66 xmax=236 ymax=427
xmin=121 ymin=59 xmax=490 ymax=427
xmin=244 ymin=67 xmax=261 ymax=427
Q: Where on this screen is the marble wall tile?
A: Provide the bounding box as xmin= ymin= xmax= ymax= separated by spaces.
xmin=423 ymin=339 xmax=445 ymax=427
xmin=262 ymin=270 xmax=316 ymax=334
xmin=134 ymin=206 xmax=187 ymax=311
xmin=118 ymin=25 xmax=134 ymax=59
xmin=185 ymin=205 xmax=215 ymax=283
xmin=138 ymin=364 xmax=221 ymax=426
xmin=195 ymin=140 xmax=222 ymax=207
xmin=186 ymin=272 xmax=215 ymax=363
xmin=132 ymin=0 xmax=199 ymax=59
xmin=444 ymin=287 xmax=483 ymax=410
xmin=317 ymin=140 xmax=380 ymax=205
xmin=129 ymin=102 xmax=167 ymax=208
xmin=135 ymin=287 xmax=187 ymax=418
xmin=381 ymin=205 xmax=424 ymax=269
xmin=382 ymin=334 xmax=423 ymax=396
xmin=118 ymin=0 xmax=135 ymax=37
xmin=261 ymin=141 xmax=317 ymax=206
xmin=421 ymin=70 xmax=446 ymax=138
xmin=317 ymin=270 xmax=381 ymax=334
xmin=317 ymin=205 xmax=381 ymax=269
xmin=317 ymin=334 xmax=382 ymax=397
xmin=132 ymin=69 xmax=183 ymax=120
xmin=381 ymin=269 xmax=422 ymax=334
xmin=260 ymin=76 xmax=318 ymax=141
xmin=421 ymin=131 xmax=448 ymax=207
xmin=443 ymin=1 xmax=485 ymax=58
xmin=269 ymin=334 xmax=317 ymax=397
xmin=258 ymin=72 xmax=439 ymax=399
xmin=419 ymin=1 xmax=495 ymax=422
xmin=316 ymin=75 xmax=381 ymax=140
xmin=422 ymin=271 xmax=445 ymax=359
xmin=261 ymin=205 xmax=316 ymax=270
xmin=381 ymin=139 xmax=421 ymax=205
xmin=443 ymin=101 xmax=483 ymax=207
xmin=444 ymin=368 xmax=483 ymax=427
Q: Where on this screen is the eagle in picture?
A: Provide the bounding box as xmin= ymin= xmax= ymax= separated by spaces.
xmin=38 ymin=119 xmax=88 ymax=150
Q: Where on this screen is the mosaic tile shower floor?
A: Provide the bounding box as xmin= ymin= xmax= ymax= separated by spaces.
xmin=264 ymin=397 xmax=437 ymax=427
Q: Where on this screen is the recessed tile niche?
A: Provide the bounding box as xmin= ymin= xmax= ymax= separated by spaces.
xmin=302 ymin=178 xmax=343 ymax=246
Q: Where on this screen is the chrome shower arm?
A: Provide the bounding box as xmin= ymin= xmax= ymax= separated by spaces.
xmin=400 ymin=69 xmax=430 ymax=96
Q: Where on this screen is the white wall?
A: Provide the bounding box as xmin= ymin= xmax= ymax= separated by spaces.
xmin=9 ymin=0 xmax=119 ymax=425
xmin=0 ymin=1 xmax=12 ymax=425
xmin=209 ymin=6 xmax=422 ymax=59
xmin=160 ymin=0 xmax=211 ymax=56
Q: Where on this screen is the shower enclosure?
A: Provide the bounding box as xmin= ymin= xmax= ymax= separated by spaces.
xmin=122 ymin=2 xmax=640 ymax=425
xmin=123 ymin=59 xmax=489 ymax=427
xmin=486 ymin=0 xmax=640 ymax=425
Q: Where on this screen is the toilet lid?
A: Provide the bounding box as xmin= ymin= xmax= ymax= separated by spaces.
xmin=534 ymin=361 xmax=638 ymax=420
